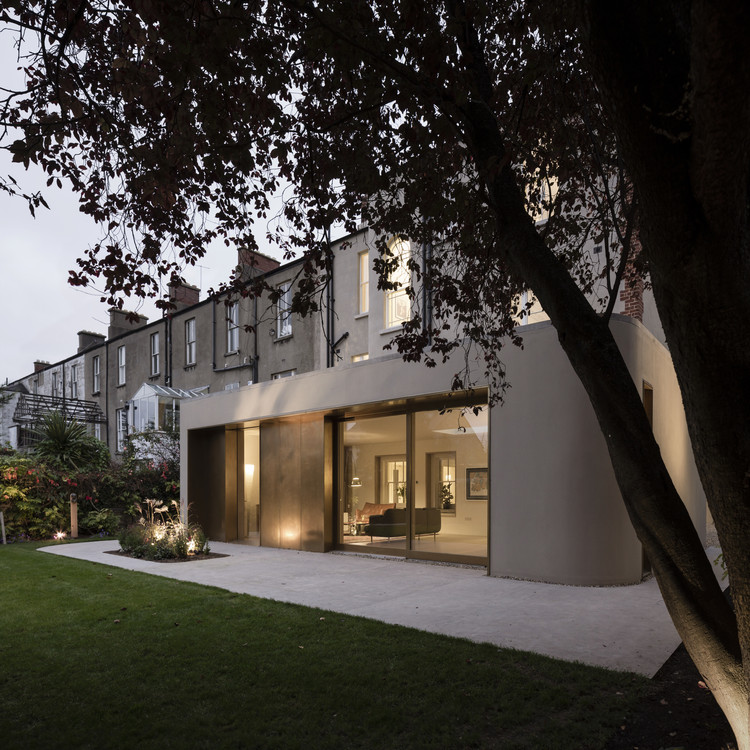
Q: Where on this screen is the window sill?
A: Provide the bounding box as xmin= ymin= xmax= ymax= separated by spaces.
xmin=184 ymin=364 xmax=196 ymax=371
xmin=116 ymin=383 xmax=126 ymax=388
xmin=354 ymin=312 xmax=369 ymax=320
xmin=379 ymin=324 xmax=407 ymax=336
xmin=91 ymin=391 xmax=100 ymax=397
xmin=225 ymin=350 xmax=238 ymax=357
xmin=274 ymin=334 xmax=293 ymax=343
xmin=149 ymin=373 xmax=160 ymax=380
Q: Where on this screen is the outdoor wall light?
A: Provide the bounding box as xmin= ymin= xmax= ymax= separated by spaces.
xmin=350 ymin=477 xmax=362 ymax=487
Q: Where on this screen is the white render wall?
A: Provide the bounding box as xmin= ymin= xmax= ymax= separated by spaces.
xmin=181 ymin=315 xmax=704 ymax=585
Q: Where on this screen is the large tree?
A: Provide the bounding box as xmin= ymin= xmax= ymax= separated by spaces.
xmin=2 ymin=0 xmax=749 ymax=744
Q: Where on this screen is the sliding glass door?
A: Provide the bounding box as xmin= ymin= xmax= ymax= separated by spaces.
xmin=338 ymin=402 xmax=488 ymax=564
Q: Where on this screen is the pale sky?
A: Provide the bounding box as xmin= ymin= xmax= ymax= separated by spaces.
xmin=0 ymin=152 xmax=278 ymax=384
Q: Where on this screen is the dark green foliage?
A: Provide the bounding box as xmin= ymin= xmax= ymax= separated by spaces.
xmin=33 ymin=412 xmax=109 ymax=472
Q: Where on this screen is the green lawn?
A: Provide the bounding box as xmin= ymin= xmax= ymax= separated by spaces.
xmin=0 ymin=542 xmax=648 ymax=749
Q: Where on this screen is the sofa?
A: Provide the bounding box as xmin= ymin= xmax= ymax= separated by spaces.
xmin=363 ymin=507 xmax=441 ymax=541
xmin=354 ymin=502 xmax=395 ymax=525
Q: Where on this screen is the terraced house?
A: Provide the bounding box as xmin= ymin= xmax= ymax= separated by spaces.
xmin=1 ymin=228 xmax=705 ymax=586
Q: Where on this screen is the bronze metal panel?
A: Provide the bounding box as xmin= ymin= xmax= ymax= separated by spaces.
xmin=300 ymin=416 xmax=325 ymax=551
xmin=259 ymin=421 xmax=281 ymax=548
xmin=224 ymin=427 xmax=238 ymax=541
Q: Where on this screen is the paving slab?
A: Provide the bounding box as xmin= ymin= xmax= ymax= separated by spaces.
xmin=38 ymin=540 xmax=724 ymax=677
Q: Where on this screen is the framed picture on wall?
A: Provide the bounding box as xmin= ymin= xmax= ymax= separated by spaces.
xmin=466 ymin=468 xmax=488 ymax=500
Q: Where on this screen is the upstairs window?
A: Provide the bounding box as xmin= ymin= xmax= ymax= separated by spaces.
xmin=117 ymin=346 xmax=126 ymax=385
xmin=70 ymin=364 xmax=78 ymax=399
xmin=276 ymin=281 xmax=292 ymax=338
xmin=92 ymin=356 xmax=101 ymax=394
xmin=227 ymin=302 xmax=239 ymax=353
xmin=150 ymin=332 xmax=160 ymax=376
xmin=358 ymin=251 xmax=369 ymax=315
xmin=385 ymin=237 xmax=411 ymax=329
xmin=185 ymin=318 xmax=196 ymax=366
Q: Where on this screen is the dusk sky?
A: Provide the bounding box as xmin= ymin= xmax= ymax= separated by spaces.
xmin=0 ymin=150 xmax=278 ymax=384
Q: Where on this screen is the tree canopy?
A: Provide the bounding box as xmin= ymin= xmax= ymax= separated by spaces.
xmin=2 ymin=1 xmax=750 ymax=746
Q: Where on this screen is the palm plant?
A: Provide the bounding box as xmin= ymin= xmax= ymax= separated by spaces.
xmin=33 ymin=412 xmax=107 ymax=471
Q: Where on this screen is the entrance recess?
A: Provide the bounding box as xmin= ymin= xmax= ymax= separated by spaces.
xmin=237 ymin=426 xmax=260 ymax=544
xmin=338 ymin=404 xmax=488 ymax=564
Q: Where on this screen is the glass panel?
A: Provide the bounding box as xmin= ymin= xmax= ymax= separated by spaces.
xmin=340 ymin=414 xmax=406 ymax=551
xmin=237 ymin=427 xmax=260 ymax=543
xmin=413 ymin=407 xmax=488 ymax=561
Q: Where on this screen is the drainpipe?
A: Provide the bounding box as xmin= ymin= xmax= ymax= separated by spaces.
xmin=105 ymin=341 xmax=110 ymax=449
xmin=166 ymin=315 xmax=172 ymax=387
xmin=325 ymin=226 xmax=334 ymax=368
xmin=211 ymin=300 xmax=216 ymax=371
xmin=253 ymin=294 xmax=259 ymax=384
xmin=422 ymin=240 xmax=433 ymax=343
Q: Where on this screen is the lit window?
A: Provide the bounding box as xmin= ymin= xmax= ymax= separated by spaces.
xmin=227 ymin=302 xmax=239 ymax=352
xmin=276 ymin=281 xmax=292 ymax=338
xmin=70 ymin=364 xmax=78 ymax=399
xmin=385 ymin=237 xmax=411 ymax=328
xmin=185 ymin=318 xmax=196 ymax=365
xmin=358 ymin=251 xmax=369 ymax=315
xmin=92 ymin=356 xmax=100 ymax=393
xmin=150 ymin=332 xmax=160 ymax=376
xmin=117 ymin=346 xmax=126 ymax=385
xmin=351 ymin=353 xmax=369 ymax=363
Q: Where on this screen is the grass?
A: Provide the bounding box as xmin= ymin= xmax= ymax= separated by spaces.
xmin=0 ymin=541 xmax=648 ymax=749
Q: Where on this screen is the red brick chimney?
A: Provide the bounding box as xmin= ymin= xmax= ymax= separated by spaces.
xmin=168 ymin=280 xmax=200 ymax=310
xmin=237 ymin=249 xmax=280 ymax=279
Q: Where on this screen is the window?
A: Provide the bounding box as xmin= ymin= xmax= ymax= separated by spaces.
xmin=351 ymin=353 xmax=369 ymax=363
xmin=643 ymin=382 xmax=654 ymax=428
xmin=276 ymin=281 xmax=292 ymax=338
xmin=185 ymin=318 xmax=196 ymax=366
xmin=70 ymin=364 xmax=78 ymax=399
xmin=358 ymin=251 xmax=369 ymax=315
xmin=117 ymin=346 xmax=126 ymax=385
xmin=32 ymin=376 xmax=39 ymax=395
xmin=271 ymin=369 xmax=296 ymax=380
xmin=150 ymin=332 xmax=160 ymax=375
xmin=92 ymin=356 xmax=101 ymax=393
xmin=51 ymin=371 xmax=59 ymax=398
xmin=116 ymin=408 xmax=128 ymax=452
xmin=385 ymin=237 xmax=411 ymax=328
xmin=227 ymin=302 xmax=239 ymax=353
xmin=379 ymin=455 xmax=407 ymax=505
xmin=94 ymin=423 xmax=102 ymax=441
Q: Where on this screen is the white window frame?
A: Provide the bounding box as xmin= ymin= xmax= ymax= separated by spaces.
xmin=276 ymin=281 xmax=292 ymax=338
xmin=271 ymin=369 xmax=296 ymax=380
xmin=116 ymin=408 xmax=128 ymax=452
xmin=92 ymin=356 xmax=101 ymax=394
xmin=185 ymin=318 xmax=196 ymax=366
xmin=150 ymin=332 xmax=160 ymax=376
xmin=385 ymin=237 xmax=411 ymax=329
xmin=358 ymin=251 xmax=369 ymax=315
xmin=227 ymin=302 xmax=239 ymax=353
xmin=117 ymin=346 xmax=126 ymax=385
xmin=70 ymin=364 xmax=78 ymax=399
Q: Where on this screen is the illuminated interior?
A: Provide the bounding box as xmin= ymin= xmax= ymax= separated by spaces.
xmin=340 ymin=405 xmax=488 ymax=563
